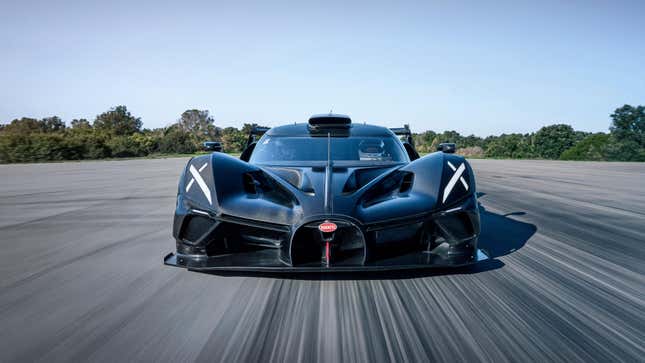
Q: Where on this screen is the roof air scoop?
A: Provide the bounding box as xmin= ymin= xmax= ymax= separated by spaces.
xmin=308 ymin=113 xmax=352 ymax=130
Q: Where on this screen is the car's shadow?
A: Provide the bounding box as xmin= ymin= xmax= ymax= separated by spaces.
xmin=202 ymin=196 xmax=537 ymax=281
xmin=478 ymin=205 xmax=536 ymax=259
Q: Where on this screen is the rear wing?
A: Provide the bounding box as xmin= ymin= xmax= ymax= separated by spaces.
xmin=245 ymin=126 xmax=270 ymax=148
xmin=390 ymin=125 xmax=414 ymax=146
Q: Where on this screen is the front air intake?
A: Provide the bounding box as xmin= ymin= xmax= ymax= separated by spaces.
xmin=180 ymin=215 xmax=218 ymax=244
xmin=290 ymin=220 xmax=366 ymax=266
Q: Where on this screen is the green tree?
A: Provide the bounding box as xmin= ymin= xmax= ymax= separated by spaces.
xmin=436 ymin=130 xmax=462 ymax=144
xmin=609 ymin=105 xmax=645 ymax=145
xmin=240 ymin=123 xmax=269 ymax=134
xmin=41 ymin=116 xmax=65 ymax=132
xmin=71 ymin=118 xmax=91 ymax=129
xmin=241 ymin=123 xmax=255 ymax=134
xmin=64 ymin=128 xmax=111 ymax=159
xmin=158 ymin=125 xmax=198 ymax=154
xmin=485 ymin=133 xmax=535 ymax=158
xmin=606 ymin=104 xmax=645 ymax=161
xmin=413 ymin=131 xmax=436 ymax=153
xmin=178 ymin=109 xmax=219 ymax=142
xmin=533 ymin=124 xmax=577 ymax=159
xmin=1 ymin=116 xmax=65 ymax=135
xmin=221 ymin=127 xmax=247 ymax=152
xmin=560 ymin=133 xmax=609 ymax=161
xmin=428 ymin=131 xmax=460 ymax=151
xmin=107 ymin=135 xmax=150 ymax=157
xmin=461 ymin=134 xmax=485 ymax=148
xmin=83 ymin=131 xmax=112 ymax=159
xmin=93 ymin=106 xmax=142 ymax=136
xmin=2 ymin=117 xmax=43 ymax=134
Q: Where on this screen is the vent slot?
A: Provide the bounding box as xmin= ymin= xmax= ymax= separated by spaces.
xmin=434 ymin=213 xmax=474 ymax=241
xmin=204 ymin=221 xmax=290 ymax=256
xmin=399 ymin=172 xmax=414 ymax=193
xmin=243 ymin=171 xmax=298 ymax=207
xmin=180 ymin=215 xmax=216 ymax=244
xmin=362 ymin=171 xmax=412 ymax=207
xmin=243 ymin=173 xmax=258 ymax=194
xmin=343 ymin=167 xmax=395 ymax=194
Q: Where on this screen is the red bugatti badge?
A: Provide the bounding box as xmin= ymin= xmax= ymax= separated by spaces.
xmin=318 ymin=222 xmax=337 ymax=233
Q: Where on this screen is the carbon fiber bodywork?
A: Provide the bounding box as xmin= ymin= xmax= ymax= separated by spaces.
xmin=165 ymin=121 xmax=485 ymax=272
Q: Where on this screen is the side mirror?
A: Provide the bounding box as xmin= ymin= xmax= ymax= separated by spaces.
xmin=437 ymin=143 xmax=456 ymax=154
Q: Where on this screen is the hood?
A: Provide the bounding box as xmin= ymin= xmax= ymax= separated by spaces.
xmin=179 ymin=152 xmax=459 ymax=227
xmin=263 ymin=165 xmax=399 ymax=196
xmin=262 ymin=164 xmax=402 ymax=217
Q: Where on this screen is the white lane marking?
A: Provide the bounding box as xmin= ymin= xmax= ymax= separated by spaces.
xmin=198 ymin=163 xmax=208 ymax=172
xmin=443 ymin=163 xmax=466 ymax=203
xmin=189 ymin=164 xmax=212 ymax=205
xmin=186 ymin=178 xmax=195 ymax=192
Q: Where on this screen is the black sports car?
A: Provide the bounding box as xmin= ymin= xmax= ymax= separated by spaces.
xmin=165 ymin=114 xmax=487 ymax=272
xmin=202 ymin=141 xmax=223 ymax=152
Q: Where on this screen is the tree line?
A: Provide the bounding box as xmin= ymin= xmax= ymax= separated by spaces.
xmin=0 ymin=107 xmax=253 ymax=163
xmin=0 ymin=104 xmax=643 ymax=163
xmin=412 ymin=104 xmax=644 ymax=161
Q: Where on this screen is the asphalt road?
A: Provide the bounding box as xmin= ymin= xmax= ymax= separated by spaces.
xmin=0 ymin=158 xmax=643 ymax=362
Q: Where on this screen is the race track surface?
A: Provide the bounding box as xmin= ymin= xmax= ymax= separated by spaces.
xmin=0 ymin=158 xmax=643 ymax=362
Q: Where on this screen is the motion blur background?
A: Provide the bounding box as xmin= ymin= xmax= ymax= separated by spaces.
xmin=1 ymin=2 xmax=644 ymax=361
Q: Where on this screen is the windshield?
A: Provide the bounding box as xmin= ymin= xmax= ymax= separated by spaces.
xmin=250 ymin=136 xmax=408 ymax=164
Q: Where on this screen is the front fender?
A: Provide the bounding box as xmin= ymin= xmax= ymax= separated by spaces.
xmin=356 ymin=152 xmax=476 ymax=223
xmin=177 ymin=153 xmax=302 ymax=225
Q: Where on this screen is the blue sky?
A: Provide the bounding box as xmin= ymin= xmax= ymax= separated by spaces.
xmin=1 ymin=0 xmax=643 ymax=136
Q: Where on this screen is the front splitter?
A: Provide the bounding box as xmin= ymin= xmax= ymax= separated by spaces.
xmin=163 ymin=249 xmax=489 ymax=273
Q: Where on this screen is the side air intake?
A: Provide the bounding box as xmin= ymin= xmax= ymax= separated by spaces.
xmin=361 ymin=171 xmax=415 ymax=207
xmin=399 ymin=172 xmax=414 ymax=193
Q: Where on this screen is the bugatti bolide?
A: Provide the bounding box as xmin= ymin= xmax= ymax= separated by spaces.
xmin=164 ymin=114 xmax=487 ymax=272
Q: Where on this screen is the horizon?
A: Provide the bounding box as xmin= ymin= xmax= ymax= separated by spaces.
xmin=2 ymin=0 xmax=643 ymax=136
xmin=0 ymin=104 xmax=628 ymax=138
